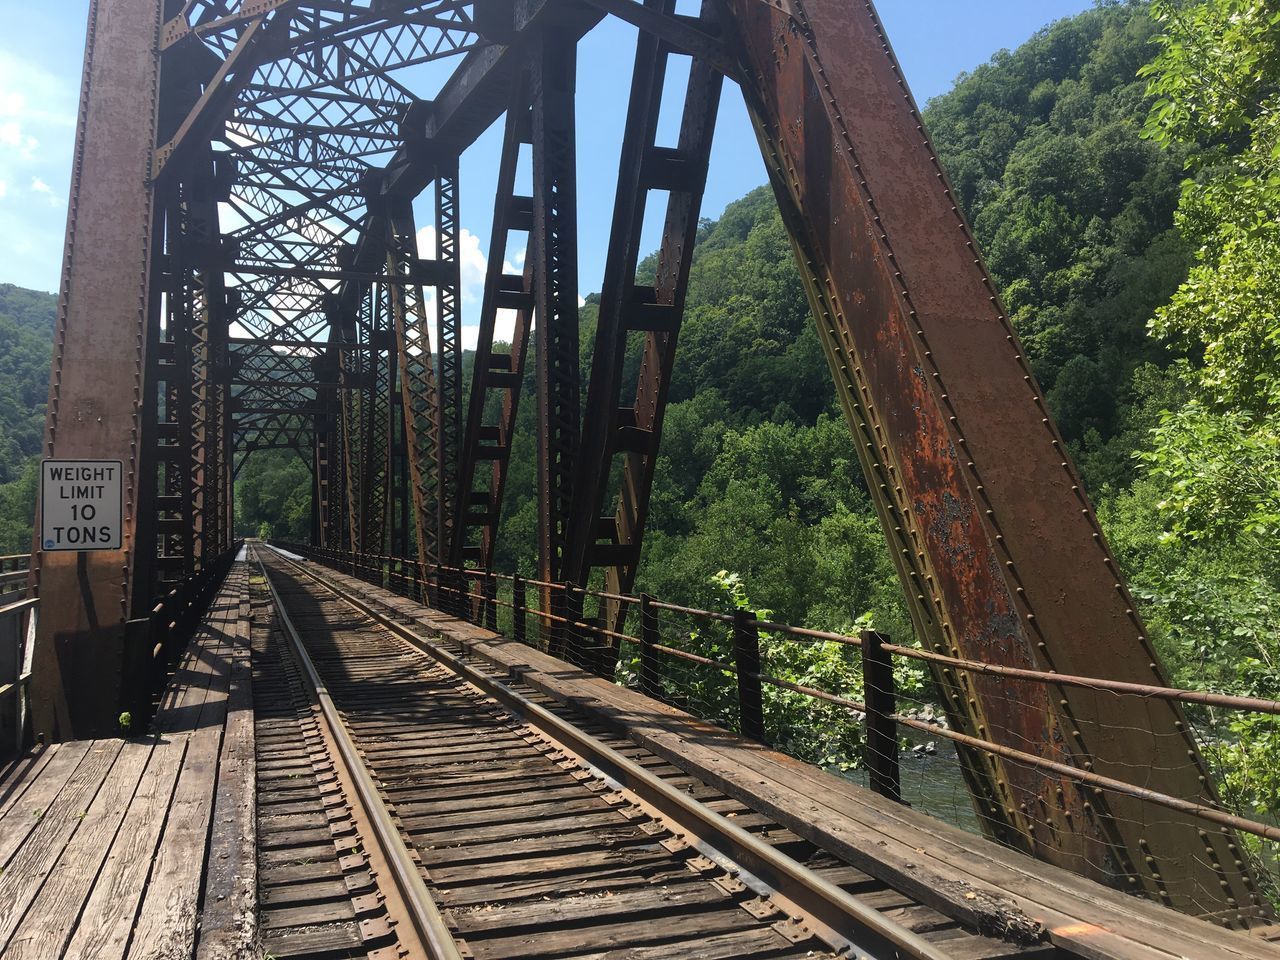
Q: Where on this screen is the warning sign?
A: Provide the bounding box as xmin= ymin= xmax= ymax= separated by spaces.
xmin=41 ymin=460 xmax=124 ymax=552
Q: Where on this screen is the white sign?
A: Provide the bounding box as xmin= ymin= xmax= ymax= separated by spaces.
xmin=41 ymin=460 xmax=124 ymax=552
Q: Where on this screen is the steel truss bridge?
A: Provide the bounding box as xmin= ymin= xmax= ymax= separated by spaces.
xmin=6 ymin=0 xmax=1278 ymax=954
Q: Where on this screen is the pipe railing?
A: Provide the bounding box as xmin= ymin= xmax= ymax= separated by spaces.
xmin=0 ymin=595 xmax=37 ymax=759
xmin=275 ymin=543 xmax=1280 ymax=846
xmin=0 ymin=554 xmax=30 ymax=602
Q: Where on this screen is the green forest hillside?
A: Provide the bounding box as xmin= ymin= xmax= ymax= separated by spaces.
xmin=1 ymin=3 xmax=1276 ymax=814
xmin=0 ymin=284 xmax=54 ymax=551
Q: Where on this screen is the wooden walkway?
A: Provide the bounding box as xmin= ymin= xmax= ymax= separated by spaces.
xmin=0 ymin=565 xmax=253 ymax=960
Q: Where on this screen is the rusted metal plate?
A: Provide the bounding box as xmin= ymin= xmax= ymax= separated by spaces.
xmin=30 ymin=0 xmax=167 ymax=741
xmin=723 ymin=0 xmax=1262 ymax=922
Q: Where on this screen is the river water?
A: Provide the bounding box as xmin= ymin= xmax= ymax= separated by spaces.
xmin=836 ymin=736 xmax=983 ymax=835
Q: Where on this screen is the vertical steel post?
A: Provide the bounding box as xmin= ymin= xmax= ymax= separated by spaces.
xmin=386 ymin=199 xmax=442 ymax=570
xmin=513 ymin=574 xmax=527 ymax=646
xmin=484 ymin=573 xmax=498 ymax=633
xmin=732 ymin=609 xmax=766 ymax=743
xmin=562 ymin=1 xmax=722 ymax=664
xmin=531 ymin=32 xmax=582 ymax=592
xmin=861 ymin=630 xmax=903 ymax=804
xmin=30 ymin=0 xmax=168 ymax=740
xmin=639 ymin=593 xmax=661 ymax=700
xmin=435 ymin=163 xmax=462 ymax=554
xmin=449 ymin=93 xmax=535 ymax=571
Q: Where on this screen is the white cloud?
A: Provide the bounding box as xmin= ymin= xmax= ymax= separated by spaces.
xmin=0 ymin=47 xmax=77 ymax=289
xmin=416 ymin=225 xmax=488 ymax=304
xmin=29 ymin=175 xmax=59 ymax=206
xmin=0 ymin=120 xmax=37 ymax=159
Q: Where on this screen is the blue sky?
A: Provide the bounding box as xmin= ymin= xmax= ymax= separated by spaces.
xmin=0 ymin=1 xmax=1096 ymax=309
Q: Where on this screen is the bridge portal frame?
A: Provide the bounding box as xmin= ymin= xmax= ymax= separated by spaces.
xmin=28 ymin=0 xmax=1264 ymax=926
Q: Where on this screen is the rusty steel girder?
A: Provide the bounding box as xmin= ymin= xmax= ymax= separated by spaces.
xmin=723 ymin=0 xmax=1261 ymax=923
xmin=386 ymin=198 xmax=443 ymax=570
xmin=562 ymin=0 xmax=722 ymax=660
xmin=29 ymin=0 xmax=168 ymax=740
xmin=531 ymin=30 xmax=583 ymax=588
xmin=450 ymin=91 xmax=535 ymax=571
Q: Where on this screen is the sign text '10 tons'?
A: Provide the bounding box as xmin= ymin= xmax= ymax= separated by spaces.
xmin=41 ymin=460 xmax=124 ymax=551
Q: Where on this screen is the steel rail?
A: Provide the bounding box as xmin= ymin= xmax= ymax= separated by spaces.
xmin=262 ymin=544 xmax=955 ymax=960
xmin=251 ymin=547 xmax=464 ymax=960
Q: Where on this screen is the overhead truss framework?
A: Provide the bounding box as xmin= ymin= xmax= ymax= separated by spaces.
xmin=30 ymin=0 xmax=1265 ymax=926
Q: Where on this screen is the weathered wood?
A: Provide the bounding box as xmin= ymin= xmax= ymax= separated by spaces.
xmin=261 ymin=554 xmax=1066 ymax=960
xmin=439 ymin=862 xmax=691 ymax=908
xmin=411 ymin=809 xmax=631 ymax=845
xmin=428 ymin=845 xmax=673 ymax=885
xmin=3 ymin=740 xmax=153 ymax=958
xmin=126 ymin=583 xmax=237 ymax=960
xmin=61 ymin=735 xmax=188 ymax=960
xmin=0 ymin=741 xmax=89 ymax=867
xmin=0 ymin=740 xmax=124 ymax=946
xmin=259 ymin=921 xmax=364 ymax=958
xmin=559 ymin=926 xmax=808 ymax=960
xmin=0 ymin=743 xmax=57 ymax=804
xmin=194 ymin=596 xmax=256 ymax=960
xmin=464 ymin=906 xmax=766 ymax=960
xmin=294 ymin=555 xmax=1272 ymax=960
xmin=452 ymin=880 xmax=728 ymax=933
xmin=124 ymin=737 xmax=220 ymax=957
xmin=260 ymin=899 xmax=358 ymax=930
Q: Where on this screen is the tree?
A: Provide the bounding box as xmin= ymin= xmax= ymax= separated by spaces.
xmin=1138 ymin=0 xmax=1280 ymax=544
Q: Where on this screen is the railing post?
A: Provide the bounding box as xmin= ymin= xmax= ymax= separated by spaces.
xmin=0 ymin=604 xmax=18 ymax=756
xmin=861 ymin=629 xmax=903 ymax=804
xmin=567 ymin=586 xmax=588 ymax=668
xmin=484 ymin=573 xmax=498 ymax=632
xmin=733 ymin=609 xmax=766 ymax=743
xmin=512 ymin=575 xmax=526 ymax=646
xmin=639 ymin=593 xmax=662 ymax=699
xmin=458 ymin=570 xmax=471 ymax=622
xmin=547 ymin=587 xmax=566 ymax=659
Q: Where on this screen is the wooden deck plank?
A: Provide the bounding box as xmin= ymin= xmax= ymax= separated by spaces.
xmin=0 ymin=740 xmax=92 ymax=869
xmin=44 ymin=565 xmax=250 ymax=960
xmin=194 ymin=581 xmax=257 ymax=960
xmin=125 ymin=582 xmax=238 ymax=960
xmin=121 ymin=752 xmax=222 ymax=958
xmin=0 ymin=740 xmax=123 ymax=947
xmin=153 ymin=572 xmax=242 ymax=736
xmin=192 ymin=586 xmax=254 ymax=960
xmin=0 ymin=743 xmax=57 ymax=806
xmin=61 ymin=735 xmax=188 ymax=960
xmin=2 ymin=740 xmax=154 ymax=958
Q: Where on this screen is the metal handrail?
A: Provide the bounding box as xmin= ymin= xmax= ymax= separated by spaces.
xmin=282 ymin=544 xmax=1280 ymax=718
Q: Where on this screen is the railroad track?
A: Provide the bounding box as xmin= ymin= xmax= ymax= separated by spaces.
xmin=250 ymin=544 xmax=1059 ymax=960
